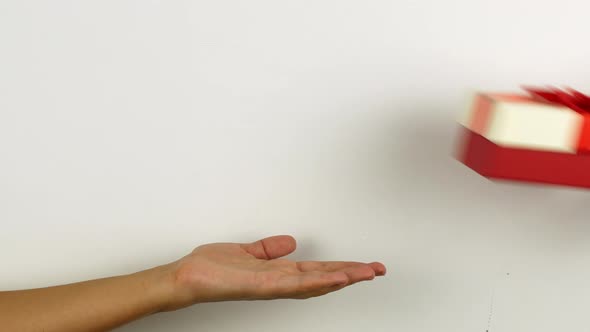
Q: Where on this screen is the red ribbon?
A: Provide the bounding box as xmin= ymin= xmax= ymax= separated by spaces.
xmin=522 ymin=86 xmax=590 ymax=152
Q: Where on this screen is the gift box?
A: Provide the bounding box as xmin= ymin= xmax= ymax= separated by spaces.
xmin=455 ymin=87 xmax=590 ymax=189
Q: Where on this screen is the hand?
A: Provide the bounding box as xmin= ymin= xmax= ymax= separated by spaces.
xmin=0 ymin=235 xmax=386 ymax=331
xmin=163 ymin=235 xmax=386 ymax=310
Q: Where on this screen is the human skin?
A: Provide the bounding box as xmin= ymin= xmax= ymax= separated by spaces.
xmin=0 ymin=235 xmax=386 ymax=332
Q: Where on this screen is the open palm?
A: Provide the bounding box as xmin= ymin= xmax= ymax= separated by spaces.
xmin=168 ymin=235 xmax=386 ymax=308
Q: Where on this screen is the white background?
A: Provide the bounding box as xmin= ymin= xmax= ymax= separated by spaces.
xmin=2 ymin=1 xmax=590 ymax=331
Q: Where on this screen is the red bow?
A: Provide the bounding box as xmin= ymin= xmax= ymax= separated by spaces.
xmin=523 ymin=86 xmax=590 ymax=113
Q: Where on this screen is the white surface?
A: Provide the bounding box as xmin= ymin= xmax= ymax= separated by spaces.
xmin=488 ymin=101 xmax=581 ymax=153
xmin=457 ymin=93 xmax=477 ymax=129
xmin=3 ymin=1 xmax=590 ymax=332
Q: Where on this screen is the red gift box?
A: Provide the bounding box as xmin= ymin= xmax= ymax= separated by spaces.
xmin=456 ymin=87 xmax=590 ymax=189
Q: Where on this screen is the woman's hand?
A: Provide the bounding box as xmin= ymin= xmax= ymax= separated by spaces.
xmin=163 ymin=235 xmax=386 ymax=310
xmin=0 ymin=235 xmax=386 ymax=331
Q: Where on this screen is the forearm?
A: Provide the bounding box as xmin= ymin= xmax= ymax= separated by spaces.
xmin=0 ymin=235 xmax=386 ymax=331
xmin=0 ymin=264 xmax=176 ymax=332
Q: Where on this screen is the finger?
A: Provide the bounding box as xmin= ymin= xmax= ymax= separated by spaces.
xmin=240 ymin=235 xmax=297 ymax=260
xmin=292 ymin=263 xmax=388 ymax=299
xmin=298 ymin=261 xmax=387 ymax=277
xmin=271 ymin=271 xmax=349 ymax=299
xmin=297 ymin=261 xmax=370 ymax=272
xmin=297 ymin=261 xmax=381 ymax=282
xmin=298 ymin=261 xmax=378 ymax=286
xmin=292 ymin=282 xmax=349 ymax=300
xmin=368 ymin=262 xmax=387 ymax=276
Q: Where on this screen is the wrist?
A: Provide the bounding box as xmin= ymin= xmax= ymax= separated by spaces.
xmin=139 ymin=261 xmax=203 ymax=312
xmin=130 ymin=263 xmax=180 ymax=313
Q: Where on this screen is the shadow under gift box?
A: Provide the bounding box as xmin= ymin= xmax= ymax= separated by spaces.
xmin=455 ymin=92 xmax=590 ymax=189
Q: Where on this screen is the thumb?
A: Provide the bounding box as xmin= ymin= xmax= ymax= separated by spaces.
xmin=240 ymin=235 xmax=297 ymax=260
